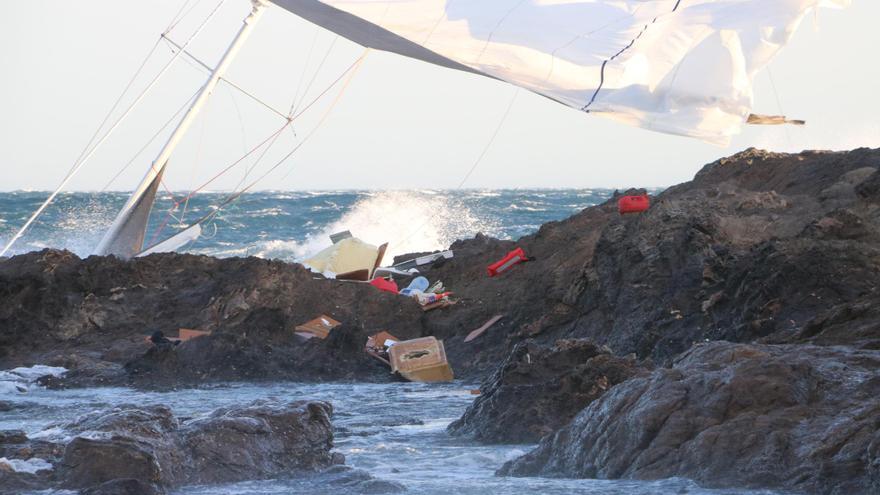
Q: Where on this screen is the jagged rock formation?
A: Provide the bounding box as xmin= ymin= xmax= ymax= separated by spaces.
xmin=1 ymin=400 xmax=340 ymax=494
xmin=2 ymin=148 xmax=878 ymax=387
xmin=447 ymin=339 xmax=646 ymax=443
xmin=498 ymin=341 xmax=880 ymax=495
xmin=1 ymin=147 xmax=879 ymax=494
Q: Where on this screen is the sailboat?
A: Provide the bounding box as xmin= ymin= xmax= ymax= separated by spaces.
xmin=1 ymin=0 xmax=849 ymax=260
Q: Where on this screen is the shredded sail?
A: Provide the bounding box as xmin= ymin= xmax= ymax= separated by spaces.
xmin=273 ymin=0 xmax=848 ymax=144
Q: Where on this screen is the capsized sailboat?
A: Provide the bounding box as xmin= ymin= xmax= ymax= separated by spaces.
xmin=1 ymin=0 xmax=850 ymax=260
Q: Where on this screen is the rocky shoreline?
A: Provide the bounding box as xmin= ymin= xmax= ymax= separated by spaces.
xmin=2 ymin=147 xmax=879 ymax=494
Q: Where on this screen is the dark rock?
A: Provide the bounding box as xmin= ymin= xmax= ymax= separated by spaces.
xmin=448 ymin=339 xmax=646 ymax=443
xmin=57 ymin=400 xmax=336 ymax=491
xmin=0 ymin=430 xmax=28 ymax=445
xmin=1 ymin=148 xmax=879 ymax=386
xmin=499 ymin=342 xmax=880 ymax=495
xmin=81 ymin=478 xmax=165 ymax=495
xmin=316 ymin=465 xmax=406 ymax=494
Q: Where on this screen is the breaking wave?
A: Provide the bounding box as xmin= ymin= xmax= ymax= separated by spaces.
xmin=265 ymin=191 xmax=499 ymax=262
xmin=0 ymin=189 xmax=615 ymax=261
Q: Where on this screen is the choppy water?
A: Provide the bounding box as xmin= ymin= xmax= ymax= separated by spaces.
xmin=1 ymin=379 xmax=784 ymax=495
xmin=0 ymin=189 xmax=625 ymax=261
xmin=2 ymin=191 xmax=785 ymax=494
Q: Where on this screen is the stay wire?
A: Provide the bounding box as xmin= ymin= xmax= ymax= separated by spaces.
xmin=161 ymin=34 xmax=292 ymax=122
xmin=766 ymin=66 xmax=794 ymax=149
xmin=291 ymin=36 xmax=339 ymax=116
xmin=390 ymin=88 xmax=520 ymax=252
xmin=0 ymin=0 xmax=227 ymax=257
xmin=146 ymin=51 xmax=368 ymax=248
xmin=100 ymin=88 xmax=201 ymax=191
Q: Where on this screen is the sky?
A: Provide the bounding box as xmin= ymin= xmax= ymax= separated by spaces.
xmin=1 ymin=0 xmax=878 ymax=191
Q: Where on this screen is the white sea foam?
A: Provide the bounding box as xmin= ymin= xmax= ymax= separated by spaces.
xmin=0 ymin=457 xmax=54 ymax=474
xmin=0 ymin=365 xmax=67 ymax=394
xmin=277 ymin=191 xmax=498 ymax=262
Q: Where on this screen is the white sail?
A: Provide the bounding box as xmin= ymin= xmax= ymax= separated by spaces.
xmin=95 ymin=0 xmax=269 ymax=258
xmin=274 ymin=0 xmax=849 ymax=144
xmin=137 ymin=223 xmax=203 ymax=257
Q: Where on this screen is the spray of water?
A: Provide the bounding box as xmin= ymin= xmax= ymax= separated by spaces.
xmin=242 ymin=191 xmax=498 ymax=262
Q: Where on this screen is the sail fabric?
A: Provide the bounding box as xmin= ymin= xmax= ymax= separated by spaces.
xmin=137 ymin=222 xmax=202 ymax=257
xmin=273 ymin=0 xmax=848 ymax=144
xmin=95 ymin=168 xmax=165 ymax=258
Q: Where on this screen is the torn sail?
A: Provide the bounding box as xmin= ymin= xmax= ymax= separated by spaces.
xmin=273 ymin=0 xmax=848 ymax=145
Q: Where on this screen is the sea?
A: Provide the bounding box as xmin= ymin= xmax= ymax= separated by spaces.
xmin=0 ymin=189 xmax=623 ymax=261
xmin=1 ymin=190 xmax=782 ymax=495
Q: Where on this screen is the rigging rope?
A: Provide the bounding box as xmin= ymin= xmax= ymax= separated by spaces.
xmin=161 ymin=34 xmax=292 ymax=122
xmin=766 ymin=66 xmax=794 ymax=148
xmin=290 ymin=37 xmax=339 ymax=116
xmin=147 ymin=50 xmax=370 ymax=250
xmin=0 ymin=0 xmax=227 ymax=257
xmin=72 ymin=38 xmax=163 ymax=171
xmin=100 ymin=89 xmax=201 ymax=191
xmin=145 ymin=122 xmax=293 ymax=247
xmin=388 ymin=88 xmax=520 ymax=253
xmin=164 ymin=0 xmax=205 ymax=36
xmin=289 ymin=27 xmax=321 ymax=119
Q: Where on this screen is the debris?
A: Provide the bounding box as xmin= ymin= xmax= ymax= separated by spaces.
xmin=364 ymin=331 xmax=399 ymax=367
xmin=389 ymin=337 xmax=454 ymax=382
xmin=488 ymin=247 xmax=532 ymax=277
xmin=373 ymin=266 xmax=419 ymax=278
xmin=400 ymin=276 xmax=429 ymax=296
xmin=470 ymin=389 xmax=481 ymax=395
xmin=618 ymin=194 xmax=650 ymax=214
xmin=464 ymin=314 xmax=504 ymax=343
xmin=177 ymin=328 xmax=211 ymax=341
xmin=420 ymin=298 xmax=457 ymax=312
xmin=329 ymin=230 xmax=353 ymax=244
xmin=303 ymin=237 xmax=388 ymax=281
xmin=146 ymin=330 xmax=180 ymax=346
xmin=427 ymin=280 xmax=444 ymax=293
xmin=392 ymin=250 xmax=453 ymax=271
xmin=369 ymin=277 xmax=399 ymax=294
xmin=413 ymin=291 xmax=452 ymax=306
xmin=294 ymin=315 xmax=341 ymax=340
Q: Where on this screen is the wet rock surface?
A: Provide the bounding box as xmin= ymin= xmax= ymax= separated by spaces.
xmin=499 ymin=341 xmax=880 ymax=495
xmin=447 ymin=339 xmax=646 ymax=443
xmin=0 ymin=400 xmax=339 ymax=494
xmin=2 ymin=148 xmax=879 ymax=387
xmin=2 ymin=148 xmax=880 ymax=493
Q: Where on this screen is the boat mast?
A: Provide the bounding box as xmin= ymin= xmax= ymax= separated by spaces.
xmin=95 ymin=0 xmax=269 ymax=257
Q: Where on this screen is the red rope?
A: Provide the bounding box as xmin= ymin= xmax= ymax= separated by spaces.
xmin=146 ymin=122 xmax=291 ymax=246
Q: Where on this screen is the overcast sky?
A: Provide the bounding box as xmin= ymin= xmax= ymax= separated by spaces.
xmin=1 ymin=0 xmax=877 ymax=191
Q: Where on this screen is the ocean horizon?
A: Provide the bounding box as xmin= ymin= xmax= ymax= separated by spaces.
xmin=0 ymin=189 xmax=660 ymax=261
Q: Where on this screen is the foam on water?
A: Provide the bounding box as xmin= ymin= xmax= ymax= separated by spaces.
xmin=0 ymin=365 xmax=67 ymax=394
xmin=0 ymin=457 xmax=54 ymax=474
xmin=281 ymin=191 xmax=499 ymax=261
xmin=0 ymin=366 xmax=783 ymax=495
xmin=0 ymin=189 xmax=624 ymax=261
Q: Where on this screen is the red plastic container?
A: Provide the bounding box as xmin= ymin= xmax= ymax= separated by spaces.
xmin=488 ymin=247 xmax=528 ymax=277
xmin=370 ymin=277 xmax=399 ymax=294
xmin=618 ymin=194 xmax=650 ymax=214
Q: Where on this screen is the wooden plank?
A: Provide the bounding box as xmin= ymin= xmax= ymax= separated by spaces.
xmin=294 ymin=315 xmax=341 ymax=339
xmin=420 ymin=299 xmax=457 ymax=312
xmin=464 ymin=314 xmax=504 ymax=343
xmin=178 ymin=328 xmax=211 ymax=341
